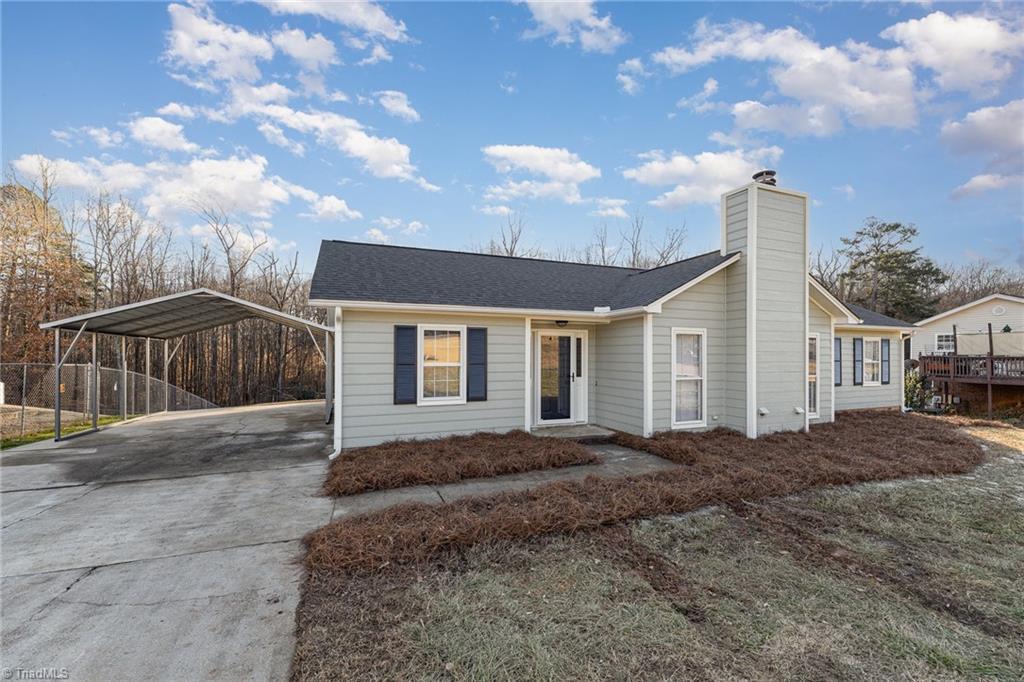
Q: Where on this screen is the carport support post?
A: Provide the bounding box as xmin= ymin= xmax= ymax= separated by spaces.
xmin=120 ymin=336 xmax=128 ymax=420
xmin=91 ymin=333 xmax=99 ymax=430
xmin=145 ymin=338 xmax=151 ymax=416
xmin=163 ymin=339 xmax=169 ymax=412
xmin=54 ymin=329 xmax=62 ymax=441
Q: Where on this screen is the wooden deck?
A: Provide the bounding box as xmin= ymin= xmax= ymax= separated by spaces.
xmin=918 ymin=355 xmax=1024 ymax=386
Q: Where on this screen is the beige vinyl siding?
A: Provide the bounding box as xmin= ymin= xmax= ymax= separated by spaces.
xmin=834 ymin=331 xmax=903 ymax=411
xmin=754 ymin=188 xmax=807 ymax=434
xmin=808 ymin=301 xmax=833 ymax=422
xmin=652 ymin=270 xmax=727 ymax=432
xmin=722 ymin=187 xmax=748 ymax=434
xmin=911 ymin=299 xmax=1024 ymax=357
xmin=593 ymin=316 xmax=644 ymax=435
xmin=341 ymin=310 xmax=525 ymax=448
xmin=532 ymin=320 xmax=598 ymax=424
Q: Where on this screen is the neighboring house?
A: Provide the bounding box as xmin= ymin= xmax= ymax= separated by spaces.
xmin=310 ymin=174 xmax=912 ymax=452
xmin=910 ymin=293 xmax=1024 ymax=358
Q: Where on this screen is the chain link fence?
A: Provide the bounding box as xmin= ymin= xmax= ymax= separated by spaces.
xmin=1 ymin=363 xmax=217 ymax=438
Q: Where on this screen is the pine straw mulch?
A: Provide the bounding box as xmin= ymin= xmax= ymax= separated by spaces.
xmin=306 ymin=410 xmax=985 ymax=573
xmin=323 ymin=430 xmax=599 ymax=496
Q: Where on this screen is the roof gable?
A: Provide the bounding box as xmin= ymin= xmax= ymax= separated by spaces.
xmin=309 ymin=240 xmax=738 ymax=313
xmin=914 ymin=293 xmax=1024 ymax=326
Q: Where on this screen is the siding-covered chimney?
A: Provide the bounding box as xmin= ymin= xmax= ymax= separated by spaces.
xmin=720 ymin=174 xmax=809 ymax=437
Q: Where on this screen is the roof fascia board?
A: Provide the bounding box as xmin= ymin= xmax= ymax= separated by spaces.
xmin=643 ymin=253 xmax=741 ymax=313
xmin=913 ymin=293 xmax=1024 ymax=326
xmin=834 ymin=323 xmax=916 ymax=333
xmin=308 ymin=298 xmax=649 ymax=321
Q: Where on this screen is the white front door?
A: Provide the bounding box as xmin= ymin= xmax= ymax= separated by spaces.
xmin=534 ymin=330 xmax=588 ymax=425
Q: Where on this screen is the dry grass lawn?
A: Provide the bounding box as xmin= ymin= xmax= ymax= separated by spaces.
xmin=324 ymin=430 xmax=598 ymax=496
xmin=292 ymin=419 xmax=1023 ymax=681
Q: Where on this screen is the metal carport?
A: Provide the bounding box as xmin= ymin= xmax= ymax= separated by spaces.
xmin=39 ymin=288 xmax=333 ymax=441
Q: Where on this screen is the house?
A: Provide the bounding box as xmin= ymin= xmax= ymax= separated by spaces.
xmin=310 ymin=173 xmax=913 ymax=452
xmin=911 ymin=293 xmax=1024 ymax=414
xmin=910 ymin=293 xmax=1024 ymax=358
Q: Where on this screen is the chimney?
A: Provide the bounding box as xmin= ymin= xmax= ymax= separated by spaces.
xmin=752 ymin=169 xmax=777 ymax=186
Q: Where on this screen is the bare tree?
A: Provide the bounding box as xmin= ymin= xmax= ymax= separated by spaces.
xmin=649 ymin=224 xmax=687 ymax=267
xmin=809 ymin=245 xmax=847 ymax=295
xmin=939 ymin=258 xmax=1024 ymax=309
xmin=620 ymin=213 xmax=647 ymax=268
xmin=478 ymin=211 xmax=543 ymax=258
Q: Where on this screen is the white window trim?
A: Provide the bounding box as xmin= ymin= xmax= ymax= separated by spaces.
xmin=863 ymin=336 xmax=882 ymax=387
xmin=670 ymin=327 xmax=707 ymax=429
xmin=935 ymin=332 xmax=955 ymax=355
xmin=808 ymin=333 xmax=819 ymax=418
xmin=416 ymin=324 xmax=467 ymax=406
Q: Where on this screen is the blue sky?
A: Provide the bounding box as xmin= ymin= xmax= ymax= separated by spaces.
xmin=3 ymin=1 xmax=1022 ymax=272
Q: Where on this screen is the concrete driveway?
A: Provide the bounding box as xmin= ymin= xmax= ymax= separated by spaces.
xmin=1 ymin=402 xmax=333 ymax=681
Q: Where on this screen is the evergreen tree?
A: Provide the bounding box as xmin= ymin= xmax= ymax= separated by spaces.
xmin=838 ymin=218 xmax=946 ymax=322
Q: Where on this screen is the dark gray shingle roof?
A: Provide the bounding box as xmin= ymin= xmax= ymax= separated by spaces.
xmin=845 ymin=302 xmax=912 ymax=328
xmin=310 ymin=240 xmax=737 ymax=312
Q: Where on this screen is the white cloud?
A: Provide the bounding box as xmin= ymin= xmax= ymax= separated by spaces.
xmin=128 ymin=116 xmax=200 ymax=153
xmin=303 ymin=195 xmax=362 ymax=221
xmin=731 ymin=101 xmax=843 ymax=137
xmin=482 ymin=144 xmax=601 ymax=205
xmin=881 ymin=11 xmax=1024 ymax=97
xmin=952 ymin=173 xmax=1023 ymax=199
xmin=257 ymin=122 xmax=306 ymax=156
xmin=357 ymin=43 xmax=392 ymax=66
xmin=522 ymin=0 xmax=627 ymax=54
xmin=616 ymin=58 xmax=647 ymax=95
xmin=168 ymin=71 xmax=218 ymax=93
xmin=833 ymin=184 xmax=856 ymax=200
xmin=50 ymin=129 xmax=74 ymax=146
xmin=257 ymin=1 xmax=409 ymax=42
xmin=677 ymin=77 xmax=720 ymax=113
xmin=247 ymin=103 xmax=437 ymax=190
xmin=164 ymin=3 xmax=274 ymax=83
xmin=85 ymin=126 xmax=125 ymax=148
xmin=157 ymin=102 xmax=197 ymax=119
xmin=622 ymin=146 xmax=783 ymax=207
xmin=364 ymin=227 xmax=390 ymax=243
xmin=373 ymin=216 xmax=427 ymax=234
xmin=941 ymin=99 xmax=1024 ymax=167
xmin=652 ymin=18 xmax=917 ymax=133
xmin=375 ymin=90 xmax=420 ymax=122
xmin=272 ymin=26 xmax=338 ymax=71
xmin=942 ymin=99 xmax=1024 ymax=198
xmin=591 ymin=197 xmax=629 ymax=218
xmin=479 ymin=204 xmax=512 ymax=216
xmin=12 ymin=153 xmax=309 ymax=224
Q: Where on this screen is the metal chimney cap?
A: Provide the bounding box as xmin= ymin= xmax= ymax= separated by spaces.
xmin=752 ymin=169 xmax=777 ymax=186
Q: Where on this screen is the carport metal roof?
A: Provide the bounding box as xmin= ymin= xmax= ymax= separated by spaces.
xmin=40 ymin=288 xmax=331 ymax=339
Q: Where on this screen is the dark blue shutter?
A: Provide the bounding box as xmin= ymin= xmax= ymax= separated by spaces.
xmin=467 ymin=327 xmax=487 ymax=402
xmin=834 ymin=337 xmax=842 ymax=386
xmin=853 ymin=338 xmax=864 ymax=386
xmin=881 ymin=338 xmax=891 ymax=385
xmin=394 ymin=325 xmax=417 ymax=404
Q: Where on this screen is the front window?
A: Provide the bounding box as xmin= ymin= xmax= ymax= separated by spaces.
xmin=672 ymin=328 xmax=705 ymax=427
xmin=935 ymin=334 xmax=955 ymax=354
xmin=864 ymin=338 xmax=881 ymax=385
xmin=808 ymin=335 xmax=819 ymax=417
xmin=418 ymin=325 xmax=466 ymax=404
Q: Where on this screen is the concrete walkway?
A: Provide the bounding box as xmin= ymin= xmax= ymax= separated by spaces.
xmin=330 ymin=442 xmax=679 ymax=520
xmin=1 ymin=402 xmax=333 ymax=682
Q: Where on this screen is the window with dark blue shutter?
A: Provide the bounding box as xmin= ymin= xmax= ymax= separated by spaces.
xmin=834 ymin=337 xmax=842 ymax=386
xmin=853 ymin=337 xmax=864 ymax=386
xmin=467 ymin=327 xmax=487 ymax=401
xmin=393 ymin=325 xmax=417 ymax=404
xmin=881 ymin=338 xmax=891 ymax=385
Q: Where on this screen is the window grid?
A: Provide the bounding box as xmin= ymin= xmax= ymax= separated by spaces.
xmin=672 ymin=329 xmax=705 ymax=428
xmin=864 ymin=338 xmax=882 ymax=385
xmin=419 ymin=326 xmax=466 ymax=403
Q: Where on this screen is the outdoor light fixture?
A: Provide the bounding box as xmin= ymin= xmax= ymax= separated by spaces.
xmin=555 ymin=320 xmax=568 ymax=327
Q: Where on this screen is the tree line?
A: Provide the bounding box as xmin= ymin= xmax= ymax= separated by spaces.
xmin=481 ymin=212 xmax=1023 ymax=323
xmin=1 ymin=162 xmax=326 ymax=407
